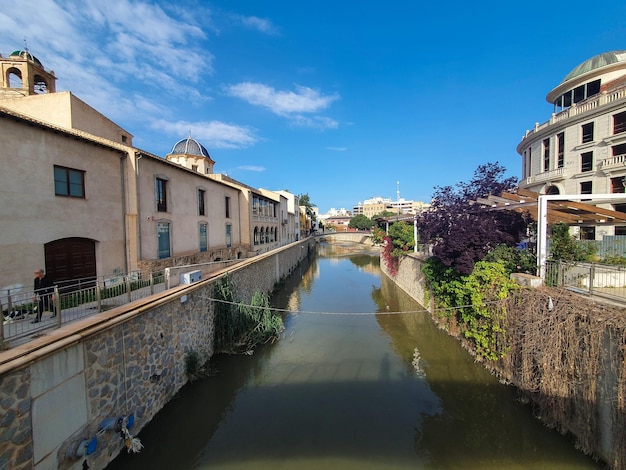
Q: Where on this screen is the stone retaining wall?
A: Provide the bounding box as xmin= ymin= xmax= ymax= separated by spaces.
xmin=0 ymin=239 xmax=314 ymax=470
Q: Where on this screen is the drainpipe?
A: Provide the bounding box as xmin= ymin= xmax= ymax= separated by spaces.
xmin=135 ymin=152 xmax=143 ymax=264
xmin=120 ymin=153 xmax=129 ymax=274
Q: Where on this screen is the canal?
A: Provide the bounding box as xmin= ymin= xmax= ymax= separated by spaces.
xmin=108 ymin=241 xmax=602 ymax=469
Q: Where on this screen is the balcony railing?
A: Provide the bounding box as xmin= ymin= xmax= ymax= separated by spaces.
xmin=522 ymin=87 xmax=626 ymax=141
xmin=601 ymin=153 xmax=626 ymax=170
xmin=525 ymin=167 xmax=566 ymax=185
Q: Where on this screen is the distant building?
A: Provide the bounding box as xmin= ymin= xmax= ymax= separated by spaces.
xmin=517 ymin=50 xmax=626 ymax=238
xmin=273 ymin=191 xmax=301 ymax=242
xmin=353 ymin=196 xmax=430 ymax=218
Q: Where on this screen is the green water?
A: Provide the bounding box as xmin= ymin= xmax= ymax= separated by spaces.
xmin=108 ymin=243 xmax=602 ymax=469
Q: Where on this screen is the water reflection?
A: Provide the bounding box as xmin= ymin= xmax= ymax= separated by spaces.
xmin=108 ymin=243 xmax=601 ymax=470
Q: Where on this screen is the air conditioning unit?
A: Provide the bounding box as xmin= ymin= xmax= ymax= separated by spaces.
xmin=180 ymin=270 xmax=202 ymax=285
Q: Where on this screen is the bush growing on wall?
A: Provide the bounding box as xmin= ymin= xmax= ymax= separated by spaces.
xmin=423 ymin=248 xmax=519 ymax=360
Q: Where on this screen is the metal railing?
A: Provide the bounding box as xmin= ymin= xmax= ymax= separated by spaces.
xmin=545 ymin=259 xmax=626 ymax=301
xmin=1 ymin=270 xmax=165 ymax=344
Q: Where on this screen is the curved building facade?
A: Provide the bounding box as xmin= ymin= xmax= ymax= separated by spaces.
xmin=517 ymin=50 xmax=626 ymax=237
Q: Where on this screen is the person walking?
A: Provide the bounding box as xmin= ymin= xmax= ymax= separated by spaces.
xmin=32 ymin=268 xmax=54 ymax=323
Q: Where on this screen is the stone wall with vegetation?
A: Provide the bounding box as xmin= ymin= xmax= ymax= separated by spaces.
xmin=382 ymin=254 xmax=626 ymax=469
xmin=0 ymin=239 xmax=313 ymax=470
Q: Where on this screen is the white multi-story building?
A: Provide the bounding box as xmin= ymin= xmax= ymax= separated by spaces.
xmin=353 ymin=196 xmax=430 ymax=218
xmin=517 ymin=50 xmax=626 ymax=238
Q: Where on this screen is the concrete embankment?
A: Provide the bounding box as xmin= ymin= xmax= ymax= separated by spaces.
xmin=0 ymin=239 xmax=314 ymax=470
xmin=381 ymin=253 xmax=626 ymax=469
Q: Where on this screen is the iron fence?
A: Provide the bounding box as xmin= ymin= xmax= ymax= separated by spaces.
xmin=545 ymin=259 xmax=626 ymax=301
xmin=1 ymin=270 xmax=165 ymax=344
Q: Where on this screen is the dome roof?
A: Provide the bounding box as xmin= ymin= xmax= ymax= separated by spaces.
xmin=10 ymin=50 xmax=43 ymax=67
xmin=170 ymin=136 xmax=212 ymax=159
xmin=561 ymin=50 xmax=626 ymax=83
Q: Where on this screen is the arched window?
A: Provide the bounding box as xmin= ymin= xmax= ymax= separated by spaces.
xmin=254 ymin=227 xmax=259 ymax=245
xmin=33 ymin=74 xmax=49 ymax=94
xmin=6 ymin=67 xmax=22 ymax=89
xmin=546 ymin=185 xmax=560 ymax=195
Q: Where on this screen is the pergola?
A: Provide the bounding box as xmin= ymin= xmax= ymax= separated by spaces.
xmin=474 ymin=189 xmax=626 ymax=277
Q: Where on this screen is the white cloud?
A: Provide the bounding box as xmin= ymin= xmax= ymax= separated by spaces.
xmin=327 ymin=146 xmax=348 ymax=152
xmin=226 ymin=82 xmax=340 ymax=128
xmin=238 ymin=15 xmax=279 ymax=35
xmin=238 ymin=165 xmax=266 ymax=172
xmin=227 ymin=82 xmax=339 ymax=115
xmin=151 ymin=119 xmax=258 ymax=149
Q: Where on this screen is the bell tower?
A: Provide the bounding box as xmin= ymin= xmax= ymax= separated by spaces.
xmin=0 ymin=48 xmax=56 ymax=100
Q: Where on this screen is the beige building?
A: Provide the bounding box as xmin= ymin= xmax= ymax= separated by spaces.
xmin=0 ymin=106 xmax=129 ymax=290
xmin=517 ymin=50 xmax=626 ymax=238
xmin=0 ymin=48 xmax=259 ymax=291
xmin=274 ymin=190 xmax=301 ymax=242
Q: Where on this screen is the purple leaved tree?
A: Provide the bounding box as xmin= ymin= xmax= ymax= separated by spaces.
xmin=419 ymin=162 xmax=529 ymax=275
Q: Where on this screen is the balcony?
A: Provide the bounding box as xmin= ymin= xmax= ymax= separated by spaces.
xmin=601 ymin=153 xmax=626 ymax=171
xmin=525 ymin=167 xmax=566 ymax=186
xmin=521 ymin=86 xmax=626 ymax=143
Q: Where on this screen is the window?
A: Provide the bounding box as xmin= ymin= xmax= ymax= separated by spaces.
xmin=587 ymin=79 xmax=601 ymax=97
xmin=580 ymin=226 xmax=596 ymax=240
xmin=614 ymin=111 xmax=626 ymax=135
xmin=156 ymin=178 xmax=168 ymax=212
xmin=573 ymin=85 xmax=585 ymax=103
xmin=613 ymin=143 xmax=626 ymax=157
xmin=225 ymin=196 xmax=231 ymax=218
xmin=582 ymin=122 xmax=594 ymax=143
xmin=615 ymin=226 xmax=626 ymax=236
xmin=54 ymin=165 xmax=85 ymax=198
xmin=611 ymin=177 xmax=625 ymax=193
xmin=198 ymin=189 xmax=206 ymax=216
xmin=557 ymin=132 xmax=564 ymax=168
xmin=543 ymin=138 xmax=550 ymax=172
xmin=199 ymin=223 xmax=207 ymax=252
xmin=192 ymin=165 xmax=198 ymax=172
xmin=225 ymin=223 xmax=232 ymax=248
xmin=580 ymin=181 xmax=592 ymax=198
xmin=581 ymin=152 xmax=593 ymax=172
xmin=121 ymin=135 xmax=128 ymax=143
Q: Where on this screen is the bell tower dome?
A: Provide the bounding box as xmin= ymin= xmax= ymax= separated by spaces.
xmin=166 ymin=134 xmax=215 ymax=175
xmin=0 ymin=48 xmax=57 ymax=100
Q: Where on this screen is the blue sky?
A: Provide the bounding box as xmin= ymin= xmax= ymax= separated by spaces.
xmin=2 ymin=1 xmax=626 ymax=213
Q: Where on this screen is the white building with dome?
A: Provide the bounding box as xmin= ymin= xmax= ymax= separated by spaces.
xmin=518 ymin=50 xmax=626 ymax=238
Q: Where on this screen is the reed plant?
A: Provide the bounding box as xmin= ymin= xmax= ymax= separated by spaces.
xmin=213 ymin=276 xmax=284 ymax=353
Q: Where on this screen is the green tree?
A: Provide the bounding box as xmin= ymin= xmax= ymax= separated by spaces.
xmin=349 ymin=214 xmax=375 ymax=230
xmin=549 ymin=223 xmax=595 ymax=261
xmin=483 ymin=244 xmax=536 ymax=275
xmin=388 ymin=221 xmax=415 ymax=256
xmin=298 ymin=193 xmax=317 ymax=222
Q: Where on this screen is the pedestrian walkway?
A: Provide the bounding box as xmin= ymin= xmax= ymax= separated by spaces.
xmin=2 ymin=283 xmax=165 ymax=348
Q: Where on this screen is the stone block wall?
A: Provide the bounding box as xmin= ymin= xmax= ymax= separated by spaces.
xmin=0 ymin=239 xmax=313 ymax=470
xmin=380 ymin=253 xmax=429 ymax=308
